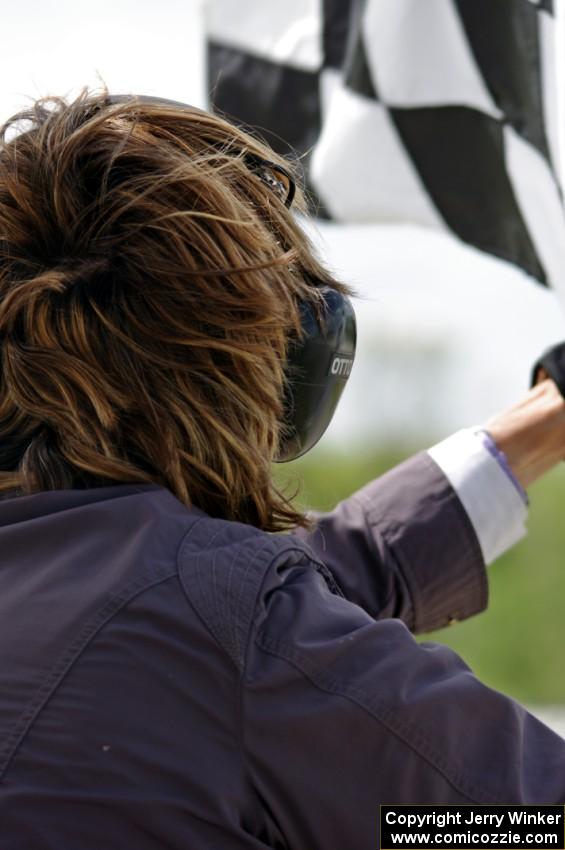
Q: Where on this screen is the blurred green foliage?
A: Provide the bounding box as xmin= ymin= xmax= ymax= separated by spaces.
xmin=275 ymin=445 xmax=565 ymax=705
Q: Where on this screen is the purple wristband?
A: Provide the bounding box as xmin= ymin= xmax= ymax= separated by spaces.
xmin=476 ymin=429 xmax=529 ymax=507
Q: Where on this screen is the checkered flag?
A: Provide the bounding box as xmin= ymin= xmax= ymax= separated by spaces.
xmin=206 ymin=0 xmax=565 ymax=292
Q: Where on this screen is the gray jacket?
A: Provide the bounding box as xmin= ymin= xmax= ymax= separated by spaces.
xmin=1 ymin=452 xmax=564 ymax=849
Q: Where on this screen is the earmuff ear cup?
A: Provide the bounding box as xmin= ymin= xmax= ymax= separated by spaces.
xmin=276 ymin=287 xmax=356 ymax=462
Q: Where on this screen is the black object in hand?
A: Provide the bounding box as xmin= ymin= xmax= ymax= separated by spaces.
xmin=531 ymin=342 xmax=565 ymax=399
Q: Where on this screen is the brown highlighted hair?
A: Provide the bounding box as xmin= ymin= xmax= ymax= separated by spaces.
xmin=0 ymin=89 xmax=350 ymax=531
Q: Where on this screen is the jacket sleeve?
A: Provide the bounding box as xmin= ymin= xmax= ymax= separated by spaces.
xmin=293 ymin=451 xmax=488 ymax=633
xmin=241 ymin=557 xmax=565 ymax=849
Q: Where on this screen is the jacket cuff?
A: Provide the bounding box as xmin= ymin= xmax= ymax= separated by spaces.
xmin=353 ymin=451 xmax=488 ymax=633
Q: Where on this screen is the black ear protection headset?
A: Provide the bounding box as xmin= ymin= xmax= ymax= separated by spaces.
xmin=106 ymin=95 xmax=357 ymax=462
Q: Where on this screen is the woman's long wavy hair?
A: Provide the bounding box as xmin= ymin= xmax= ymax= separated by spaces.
xmin=0 ymin=88 xmax=350 ymax=531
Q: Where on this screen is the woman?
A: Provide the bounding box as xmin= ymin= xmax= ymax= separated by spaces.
xmin=0 ymin=89 xmax=564 ymax=849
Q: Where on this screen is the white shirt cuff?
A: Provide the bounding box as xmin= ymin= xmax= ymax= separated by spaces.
xmin=427 ymin=428 xmax=528 ymax=565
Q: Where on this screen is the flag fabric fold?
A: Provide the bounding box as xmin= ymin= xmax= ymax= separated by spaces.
xmin=207 ymin=0 xmax=565 ymax=292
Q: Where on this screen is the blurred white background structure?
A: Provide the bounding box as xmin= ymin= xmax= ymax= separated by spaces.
xmin=1 ymin=0 xmax=564 ymax=451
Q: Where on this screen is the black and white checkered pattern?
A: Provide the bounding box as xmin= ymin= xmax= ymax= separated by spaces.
xmin=207 ymin=0 xmax=565 ymax=291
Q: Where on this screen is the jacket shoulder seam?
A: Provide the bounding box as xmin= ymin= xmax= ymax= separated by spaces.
xmin=0 ymin=518 xmax=204 ymax=779
xmin=178 ymin=521 xmax=332 ymax=672
xmin=253 ymin=631 xmax=501 ymax=805
xmin=0 ymin=568 xmax=182 ymax=779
